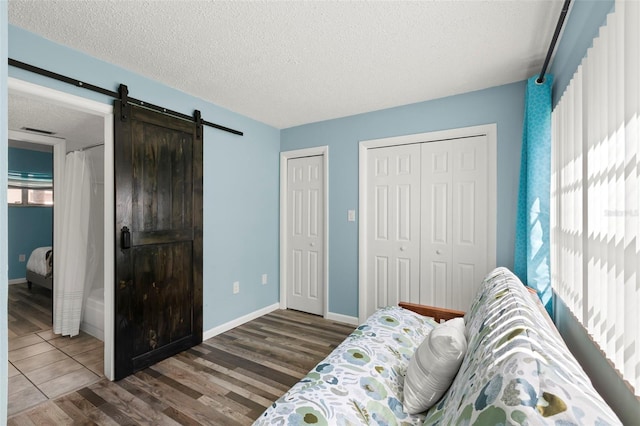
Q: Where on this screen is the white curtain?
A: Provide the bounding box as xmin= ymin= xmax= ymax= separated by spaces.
xmin=54 ymin=150 xmax=91 ymax=337
xmin=551 ymin=0 xmax=639 ymax=396
xmin=83 ymin=146 xmax=104 ymax=303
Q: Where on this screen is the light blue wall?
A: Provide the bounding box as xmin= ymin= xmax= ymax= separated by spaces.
xmin=7 ymin=148 xmax=53 ymax=280
xmin=549 ymin=0 xmax=636 ymax=422
xmin=1 ymin=1 xmax=9 ymax=422
xmin=8 ymin=208 xmax=52 ymax=280
xmin=8 ymin=146 xmax=52 ymax=171
xmin=282 ymin=82 xmax=526 ymax=317
xmin=8 ymin=25 xmax=281 ymax=331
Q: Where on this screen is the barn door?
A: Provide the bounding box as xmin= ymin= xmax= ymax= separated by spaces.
xmin=114 ymin=101 xmax=203 ymax=380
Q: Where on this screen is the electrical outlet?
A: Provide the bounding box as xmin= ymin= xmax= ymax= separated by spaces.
xmin=233 ymin=281 xmax=240 ymax=294
xmin=262 ymin=274 xmax=268 ymax=285
xmin=19 ymin=254 xmax=26 ymax=262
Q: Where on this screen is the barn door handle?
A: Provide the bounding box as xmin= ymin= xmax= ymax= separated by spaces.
xmin=121 ymin=226 xmax=131 ymax=250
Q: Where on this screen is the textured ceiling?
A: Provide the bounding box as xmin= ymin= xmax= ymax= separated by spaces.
xmin=8 ymin=93 xmax=104 ymax=152
xmin=8 ymin=0 xmax=564 ymax=129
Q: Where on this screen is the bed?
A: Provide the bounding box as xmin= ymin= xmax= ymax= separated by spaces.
xmin=26 ymin=246 xmax=53 ymax=291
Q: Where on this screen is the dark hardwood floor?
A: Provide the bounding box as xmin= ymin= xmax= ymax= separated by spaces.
xmin=7 ymin=308 xmax=356 ymax=425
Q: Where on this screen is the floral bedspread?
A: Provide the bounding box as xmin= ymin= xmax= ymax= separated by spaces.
xmin=253 ymin=306 xmax=436 ymax=426
xmin=422 ymin=268 xmax=621 ymax=426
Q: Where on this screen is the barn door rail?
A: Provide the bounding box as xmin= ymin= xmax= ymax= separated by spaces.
xmin=8 ymin=58 xmax=243 ymax=136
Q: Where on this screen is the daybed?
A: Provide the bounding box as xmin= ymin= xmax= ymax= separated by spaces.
xmin=254 ymin=267 xmax=620 ymax=425
xmin=25 ymin=246 xmax=53 ymax=291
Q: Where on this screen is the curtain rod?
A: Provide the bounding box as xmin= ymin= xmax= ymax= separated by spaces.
xmin=537 ymin=0 xmax=571 ymax=84
xmin=77 ymin=143 xmax=105 ymax=152
xmin=8 ymin=58 xmax=243 ymax=136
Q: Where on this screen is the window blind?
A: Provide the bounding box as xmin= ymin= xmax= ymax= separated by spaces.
xmin=551 ymin=0 xmax=639 ymax=396
xmin=8 ymin=171 xmax=53 ymax=189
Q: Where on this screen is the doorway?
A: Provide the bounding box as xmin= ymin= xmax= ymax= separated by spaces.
xmin=280 ymin=147 xmax=329 ymax=317
xmin=7 ymin=78 xmax=115 ymax=388
xmin=6 ymin=97 xmax=106 ymax=415
xmin=358 ymin=125 xmax=497 ymax=323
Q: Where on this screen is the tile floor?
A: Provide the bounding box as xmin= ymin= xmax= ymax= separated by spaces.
xmin=8 ymin=329 xmax=104 ymax=416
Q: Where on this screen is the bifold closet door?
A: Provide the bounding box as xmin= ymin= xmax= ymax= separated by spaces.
xmin=421 ymin=136 xmax=488 ymax=311
xmin=366 ymin=144 xmax=421 ymax=315
xmin=286 ymin=155 xmax=324 ymax=315
xmin=365 ymin=135 xmax=491 ymax=317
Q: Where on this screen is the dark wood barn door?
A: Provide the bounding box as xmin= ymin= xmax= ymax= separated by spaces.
xmin=114 ymin=101 xmax=203 ymax=380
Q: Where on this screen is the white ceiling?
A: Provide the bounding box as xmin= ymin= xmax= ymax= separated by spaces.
xmin=8 ymin=93 xmax=104 ymax=152
xmin=8 ymin=0 xmax=564 ymax=130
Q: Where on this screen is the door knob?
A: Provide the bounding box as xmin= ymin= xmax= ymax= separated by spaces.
xmin=310 ymin=242 xmax=315 ymax=247
xmin=436 ymin=249 xmax=442 ymax=254
xmin=400 ymin=246 xmax=406 ymax=251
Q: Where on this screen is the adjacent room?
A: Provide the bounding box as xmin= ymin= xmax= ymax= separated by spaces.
xmin=7 ymin=94 xmax=107 ymax=415
xmin=1 ymin=0 xmax=638 ymax=424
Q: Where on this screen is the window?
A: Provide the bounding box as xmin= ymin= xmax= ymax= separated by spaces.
xmin=551 ymin=0 xmax=639 ymax=396
xmin=7 ymin=171 xmax=53 ymax=206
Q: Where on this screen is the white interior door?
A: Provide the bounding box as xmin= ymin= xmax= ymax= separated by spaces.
xmin=366 ymin=144 xmax=421 ymax=315
xmin=421 ymin=135 xmax=488 ymax=311
xmin=287 ymin=155 xmax=324 ymax=315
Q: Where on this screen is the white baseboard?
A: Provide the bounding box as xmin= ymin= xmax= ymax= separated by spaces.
xmin=80 ymin=321 xmax=104 ymax=342
xmin=9 ymin=278 xmax=27 ymax=285
xmin=203 ymin=303 xmax=280 ymax=341
xmin=325 ymin=312 xmax=359 ymax=326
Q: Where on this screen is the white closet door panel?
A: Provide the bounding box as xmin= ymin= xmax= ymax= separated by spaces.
xmin=308 ymin=251 xmax=319 ymax=299
xmin=421 ymin=141 xmax=453 ymax=307
xmin=453 ymin=263 xmax=476 ymax=310
xmin=293 ymin=249 xmax=303 ymax=296
xmin=397 ymin=184 xmax=412 ymax=241
xmin=431 ymin=183 xmax=449 ymax=244
xmin=375 ymin=186 xmax=389 ymax=240
xmin=421 ymin=135 xmax=489 ymax=311
xmin=308 ymin=189 xmax=320 ymax=237
xmin=375 ymin=256 xmax=390 ymax=307
xmin=397 ymin=257 xmax=412 ymax=302
xmin=452 ymin=136 xmax=488 ymax=310
xmin=428 ymin=261 xmax=449 ymax=306
xmin=293 ymin=189 xmax=303 ymax=236
xmin=366 ymin=144 xmax=421 ymax=317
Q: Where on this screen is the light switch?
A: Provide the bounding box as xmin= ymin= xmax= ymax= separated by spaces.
xmin=348 ymin=210 xmax=356 ymax=222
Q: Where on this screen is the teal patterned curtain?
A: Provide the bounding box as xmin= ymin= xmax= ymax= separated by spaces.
xmin=514 ymin=74 xmax=553 ymax=317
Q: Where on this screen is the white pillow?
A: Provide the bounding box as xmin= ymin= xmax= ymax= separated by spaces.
xmin=403 ymin=317 xmax=467 ymax=414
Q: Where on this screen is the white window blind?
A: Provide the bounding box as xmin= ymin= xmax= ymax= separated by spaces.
xmin=7 ymin=171 xmax=53 ymax=206
xmin=551 ymin=0 xmax=639 ymax=396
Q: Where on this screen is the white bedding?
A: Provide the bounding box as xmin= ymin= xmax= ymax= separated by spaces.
xmin=26 ymin=246 xmax=52 ymax=276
